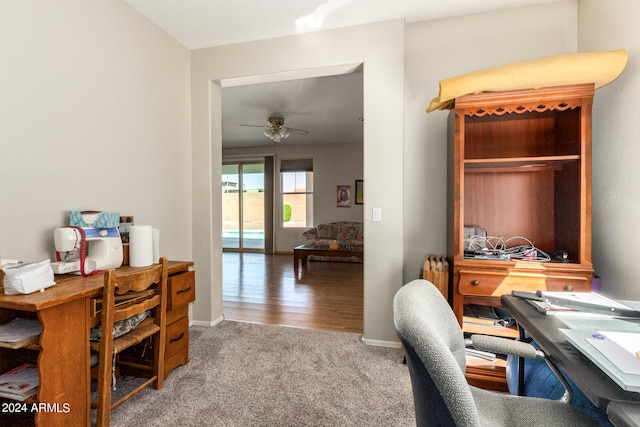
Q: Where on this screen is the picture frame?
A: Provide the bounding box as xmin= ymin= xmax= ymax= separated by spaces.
xmin=337 ymin=185 xmax=351 ymax=207
xmin=355 ymin=180 xmax=363 ymax=205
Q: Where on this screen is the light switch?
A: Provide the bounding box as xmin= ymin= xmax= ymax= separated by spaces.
xmin=372 ymin=208 xmax=382 ymax=222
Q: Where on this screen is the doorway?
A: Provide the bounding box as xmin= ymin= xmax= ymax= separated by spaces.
xmin=222 ymin=161 xmax=265 ymax=252
xmin=219 ymin=66 xmax=364 ymax=332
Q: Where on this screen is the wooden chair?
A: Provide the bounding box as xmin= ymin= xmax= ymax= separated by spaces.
xmin=90 ymin=257 xmax=168 ymax=427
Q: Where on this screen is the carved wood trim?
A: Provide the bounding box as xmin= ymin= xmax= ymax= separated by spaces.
xmin=466 ymin=101 xmax=578 ymax=117
xmin=454 ymin=83 xmax=595 ymax=117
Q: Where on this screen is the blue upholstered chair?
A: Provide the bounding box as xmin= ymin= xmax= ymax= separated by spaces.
xmin=393 ymin=279 xmax=599 ymax=426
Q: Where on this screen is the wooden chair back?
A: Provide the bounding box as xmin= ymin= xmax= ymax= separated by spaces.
xmin=93 ymin=257 xmax=168 ymax=427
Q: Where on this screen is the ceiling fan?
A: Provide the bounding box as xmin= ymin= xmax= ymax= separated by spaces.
xmin=241 ymin=116 xmax=309 ymax=143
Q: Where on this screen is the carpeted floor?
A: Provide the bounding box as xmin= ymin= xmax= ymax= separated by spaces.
xmin=105 ymin=321 xmax=416 ymax=426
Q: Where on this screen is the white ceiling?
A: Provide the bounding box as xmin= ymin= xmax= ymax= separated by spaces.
xmin=123 ymin=0 xmax=559 ymax=50
xmin=122 ymin=0 xmax=558 ymax=149
xmin=221 ymin=71 xmax=364 ymax=149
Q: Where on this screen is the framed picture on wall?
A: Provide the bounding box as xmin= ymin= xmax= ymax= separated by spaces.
xmin=355 ymin=180 xmax=363 ymax=205
xmin=337 ymin=185 xmax=351 ymax=207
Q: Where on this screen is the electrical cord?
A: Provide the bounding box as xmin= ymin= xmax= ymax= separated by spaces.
xmin=466 ymin=235 xmax=551 ymax=262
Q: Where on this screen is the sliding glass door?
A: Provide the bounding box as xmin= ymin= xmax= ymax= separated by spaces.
xmin=222 ymin=162 xmax=265 ymax=251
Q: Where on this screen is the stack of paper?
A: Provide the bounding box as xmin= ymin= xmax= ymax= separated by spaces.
xmin=0 ymin=363 xmax=39 ymax=401
xmin=0 ymin=318 xmax=42 ymax=349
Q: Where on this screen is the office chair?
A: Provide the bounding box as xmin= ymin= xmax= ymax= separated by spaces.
xmin=90 ymin=257 xmax=168 ymax=427
xmin=393 ymin=279 xmax=599 ymax=426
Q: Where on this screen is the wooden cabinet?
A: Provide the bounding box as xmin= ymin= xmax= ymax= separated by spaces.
xmin=446 ymin=84 xmax=595 ymax=388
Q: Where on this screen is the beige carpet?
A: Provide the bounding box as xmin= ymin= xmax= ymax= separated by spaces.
xmin=105 ymin=321 xmax=415 ymax=426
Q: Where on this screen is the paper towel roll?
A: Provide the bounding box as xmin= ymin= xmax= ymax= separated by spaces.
xmin=129 ymin=225 xmax=153 ymax=267
xmin=152 ymin=228 xmax=160 ymax=264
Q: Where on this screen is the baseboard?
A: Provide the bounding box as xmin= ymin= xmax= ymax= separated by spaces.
xmin=191 ymin=316 xmax=224 ymax=327
xmin=361 ymin=337 xmax=402 ymax=348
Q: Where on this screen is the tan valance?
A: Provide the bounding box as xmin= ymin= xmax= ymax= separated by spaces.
xmin=427 ymin=49 xmax=628 ymax=112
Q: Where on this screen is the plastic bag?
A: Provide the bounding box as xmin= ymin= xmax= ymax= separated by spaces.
xmin=3 ymin=260 xmax=56 ymax=295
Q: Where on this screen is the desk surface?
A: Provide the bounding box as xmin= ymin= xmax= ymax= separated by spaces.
xmin=501 ymin=294 xmax=640 ymax=408
xmin=0 ymin=261 xmax=192 ymax=312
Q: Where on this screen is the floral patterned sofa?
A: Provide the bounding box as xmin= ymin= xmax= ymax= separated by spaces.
xmin=302 ymin=222 xmax=363 ymax=262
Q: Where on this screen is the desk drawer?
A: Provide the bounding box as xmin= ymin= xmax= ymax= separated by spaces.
xmin=458 ymin=269 xmax=590 ymax=297
xmin=165 ymin=316 xmax=189 ymax=377
xmin=168 ymin=271 xmax=195 ymax=311
xmin=166 ymin=316 xmax=189 ymax=359
xmin=458 ymin=270 xmax=543 ymax=296
xmin=544 ymin=275 xmax=590 ymax=292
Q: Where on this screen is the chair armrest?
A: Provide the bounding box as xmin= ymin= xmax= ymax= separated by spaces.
xmin=470 ymin=334 xmax=538 ymax=358
xmin=469 ymin=334 xmax=573 ymax=403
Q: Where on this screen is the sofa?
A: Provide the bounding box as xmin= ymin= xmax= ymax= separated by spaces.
xmin=301 ymin=222 xmax=363 ymax=264
xmin=303 ymin=221 xmax=363 ymax=248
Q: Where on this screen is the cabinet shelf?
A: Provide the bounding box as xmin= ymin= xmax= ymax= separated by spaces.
xmin=464 ymin=155 xmax=580 ymax=172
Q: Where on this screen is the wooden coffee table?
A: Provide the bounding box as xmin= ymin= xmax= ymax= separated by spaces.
xmin=293 ymin=245 xmax=363 ymax=270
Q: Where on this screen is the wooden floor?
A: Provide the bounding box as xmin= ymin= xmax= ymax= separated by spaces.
xmin=222 ymin=252 xmax=363 ymax=333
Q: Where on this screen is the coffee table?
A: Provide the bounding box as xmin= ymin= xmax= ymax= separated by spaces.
xmin=293 ymin=244 xmax=363 ymax=270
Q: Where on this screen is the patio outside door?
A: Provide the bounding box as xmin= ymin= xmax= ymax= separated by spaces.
xmin=222 ymin=162 xmax=265 ymax=251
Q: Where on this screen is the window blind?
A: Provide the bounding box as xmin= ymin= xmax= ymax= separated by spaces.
xmin=280 ymin=158 xmax=313 ymax=172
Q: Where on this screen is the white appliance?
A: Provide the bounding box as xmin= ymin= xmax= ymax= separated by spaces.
xmin=51 ymin=227 xmax=123 ymax=275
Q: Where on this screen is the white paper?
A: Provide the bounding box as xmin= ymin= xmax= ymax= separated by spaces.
xmin=0 ymin=318 xmax=41 ymax=343
xmin=599 ymin=331 xmax=640 ymax=358
xmin=586 ymin=337 xmax=640 ymax=375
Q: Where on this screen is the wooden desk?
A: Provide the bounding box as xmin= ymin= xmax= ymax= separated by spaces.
xmin=501 ymin=294 xmax=640 ymax=409
xmin=0 ymin=261 xmax=193 ymax=426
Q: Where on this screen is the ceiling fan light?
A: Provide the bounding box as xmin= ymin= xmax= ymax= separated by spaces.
xmin=258 ymin=116 xmax=296 ymax=143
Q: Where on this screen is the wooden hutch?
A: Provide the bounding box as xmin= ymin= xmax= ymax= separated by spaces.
xmin=446 ymin=84 xmax=595 ymax=389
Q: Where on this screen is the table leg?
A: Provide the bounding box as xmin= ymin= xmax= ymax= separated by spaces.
xmin=36 ymin=298 xmax=89 ymax=426
xmin=517 ymin=324 xmax=525 ymax=396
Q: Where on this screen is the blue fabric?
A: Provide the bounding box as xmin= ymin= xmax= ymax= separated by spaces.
xmin=506 ymin=341 xmax=612 ymax=426
xmin=69 ymin=211 xmax=120 ymax=228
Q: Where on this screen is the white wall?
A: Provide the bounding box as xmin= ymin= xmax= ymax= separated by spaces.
xmin=191 ymin=20 xmax=404 ymax=343
xmin=0 ymin=2 xmax=191 ymax=263
xmin=403 ymin=1 xmax=578 ymax=281
xmin=579 ymin=0 xmax=640 ymax=299
xmin=223 ymin=141 xmax=364 ymax=252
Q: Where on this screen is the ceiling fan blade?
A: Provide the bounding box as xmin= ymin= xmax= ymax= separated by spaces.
xmin=239 ymin=123 xmax=309 ymax=135
xmin=288 ymin=128 xmax=309 ymax=135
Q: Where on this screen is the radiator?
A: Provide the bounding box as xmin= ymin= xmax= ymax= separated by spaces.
xmin=422 ymin=254 xmax=450 ymax=300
